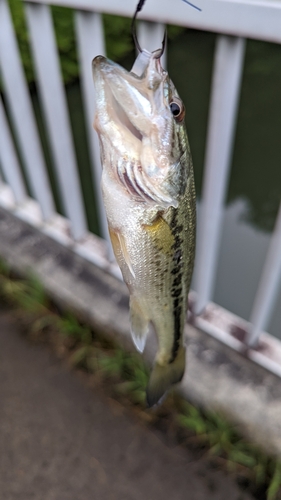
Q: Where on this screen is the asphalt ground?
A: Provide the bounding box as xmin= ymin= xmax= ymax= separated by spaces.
xmin=0 ymin=310 xmax=253 ymax=500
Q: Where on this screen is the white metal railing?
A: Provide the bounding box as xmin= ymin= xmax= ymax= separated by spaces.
xmin=0 ymin=0 xmax=281 ymax=371
xmin=0 ymin=97 xmax=27 ymax=204
xmin=0 ymin=0 xmax=55 ymax=220
xmin=25 ymin=3 xmax=87 ymax=240
xmin=194 ymin=35 xmax=246 ymax=315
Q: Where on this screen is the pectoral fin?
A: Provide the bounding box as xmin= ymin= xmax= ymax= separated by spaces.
xmin=109 ymin=228 xmax=135 ymax=278
xmin=130 ymin=297 xmax=149 ymax=353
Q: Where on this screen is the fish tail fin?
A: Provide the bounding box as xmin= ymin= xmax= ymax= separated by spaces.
xmin=130 ymin=297 xmax=149 ymax=353
xmin=146 ymin=346 xmax=186 ymax=407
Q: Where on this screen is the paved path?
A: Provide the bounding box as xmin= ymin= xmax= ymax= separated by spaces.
xmin=0 ymin=311 xmax=252 ymax=500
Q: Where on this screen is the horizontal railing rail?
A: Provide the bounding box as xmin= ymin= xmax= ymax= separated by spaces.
xmin=0 ymin=0 xmax=281 ymax=376
xmin=21 ymin=0 xmax=281 ymax=44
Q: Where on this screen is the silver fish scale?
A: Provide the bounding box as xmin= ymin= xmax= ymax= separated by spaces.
xmin=142 ymin=177 xmax=195 ymax=364
xmin=93 ymin=52 xmax=196 ymax=403
xmin=102 ymin=145 xmax=196 ymax=365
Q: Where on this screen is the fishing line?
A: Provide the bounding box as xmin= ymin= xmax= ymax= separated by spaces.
xmin=131 ymin=0 xmax=166 ymax=57
xmin=131 ymin=0 xmax=147 ymax=53
xmin=131 ymin=0 xmax=202 ymax=54
xmin=182 ymin=0 xmax=202 ymax=12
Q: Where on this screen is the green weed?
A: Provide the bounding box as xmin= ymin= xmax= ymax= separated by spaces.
xmin=177 ymin=402 xmax=281 ymax=498
xmin=267 ymin=462 xmax=281 ymax=500
xmin=0 ymin=261 xmax=280 ymax=499
xmin=58 ymin=313 xmax=92 ymax=344
xmin=0 ymin=267 xmax=48 ymax=312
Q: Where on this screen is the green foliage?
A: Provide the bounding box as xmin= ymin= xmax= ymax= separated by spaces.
xmin=16 ymin=274 xmax=48 ymax=310
xmin=8 ymin=0 xmax=34 ymax=83
xmin=267 ymin=462 xmax=281 ymax=500
xmin=58 ymin=312 xmax=92 ymax=344
xmin=7 ymin=0 xmax=184 ymax=86
xmin=0 ymin=268 xmax=48 ymax=312
xmin=228 ymin=448 xmax=257 ymax=469
xmin=99 ymin=348 xmax=129 ymax=377
xmin=177 ymin=402 xmax=207 ymax=434
xmin=177 ymin=402 xmax=281 ymax=498
xmin=98 ymin=348 xmax=149 ymax=404
xmin=8 ymin=0 xmax=78 ymax=84
xmin=103 ymin=15 xmax=133 ymax=62
xmin=69 ymin=345 xmax=93 ymax=368
xmin=29 ymin=314 xmax=57 ymax=334
xmin=0 ymin=258 xmax=10 ymax=276
xmin=52 ymin=6 xmax=78 ymax=84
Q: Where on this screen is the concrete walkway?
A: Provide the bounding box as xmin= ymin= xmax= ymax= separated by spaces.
xmin=0 ymin=311 xmax=252 ymax=500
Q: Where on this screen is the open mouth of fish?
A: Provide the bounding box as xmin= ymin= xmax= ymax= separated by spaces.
xmin=112 ymin=92 xmax=144 ymax=143
xmin=92 ymin=54 xmax=181 ymax=208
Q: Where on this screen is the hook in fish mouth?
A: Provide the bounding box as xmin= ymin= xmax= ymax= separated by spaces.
xmin=131 ymin=0 xmax=166 ymax=59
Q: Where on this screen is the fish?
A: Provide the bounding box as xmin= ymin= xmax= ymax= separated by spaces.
xmin=92 ymin=44 xmax=196 ymax=407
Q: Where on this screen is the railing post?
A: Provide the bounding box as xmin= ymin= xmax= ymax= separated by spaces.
xmin=194 ymin=35 xmax=246 ymax=314
xmin=137 ymin=21 xmax=167 ymax=69
xmin=0 ymin=97 xmax=27 ymax=204
xmin=247 ymin=202 xmax=281 ymax=347
xmin=0 ymin=0 xmax=55 ymax=220
xmin=25 ymin=2 xmax=87 ymax=240
xmin=74 ymin=11 xmax=111 ymax=249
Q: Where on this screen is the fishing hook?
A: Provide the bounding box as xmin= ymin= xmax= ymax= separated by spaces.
xmin=131 ymin=0 xmax=201 ymax=58
xmin=131 ymin=0 xmax=166 ymax=59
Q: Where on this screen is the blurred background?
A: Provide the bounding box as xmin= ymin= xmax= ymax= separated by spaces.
xmin=3 ymin=0 xmax=281 ymax=338
xmin=1 ymin=2 xmax=281 ymax=498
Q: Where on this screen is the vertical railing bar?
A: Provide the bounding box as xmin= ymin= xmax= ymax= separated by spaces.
xmin=194 ymin=35 xmax=246 ymax=314
xmin=0 ymin=0 xmax=55 ymax=221
xmin=137 ymin=21 xmax=167 ymax=69
xmin=74 ymin=10 xmax=112 ymax=252
xmin=247 ymin=202 xmax=281 ymax=346
xmin=0 ymin=97 xmax=27 ymax=204
xmin=25 ymin=2 xmax=87 ymax=240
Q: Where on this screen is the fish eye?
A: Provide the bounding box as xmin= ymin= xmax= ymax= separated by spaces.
xmin=169 ymin=97 xmax=185 ymax=123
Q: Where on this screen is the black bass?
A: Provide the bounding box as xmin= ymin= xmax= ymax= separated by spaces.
xmin=92 ymin=46 xmax=196 ymax=407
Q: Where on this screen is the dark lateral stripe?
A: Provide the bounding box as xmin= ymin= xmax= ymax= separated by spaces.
xmin=169 ymin=208 xmax=185 ymax=363
xmin=170 ymin=298 xmax=182 ymax=363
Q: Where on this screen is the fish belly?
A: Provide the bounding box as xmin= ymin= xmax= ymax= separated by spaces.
xmin=102 ymin=168 xmax=196 ymax=365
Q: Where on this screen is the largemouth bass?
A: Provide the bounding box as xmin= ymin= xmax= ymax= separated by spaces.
xmin=92 ymin=47 xmax=196 ymax=407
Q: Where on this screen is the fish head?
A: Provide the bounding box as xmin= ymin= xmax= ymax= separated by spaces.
xmin=92 ymin=52 xmax=189 ymax=208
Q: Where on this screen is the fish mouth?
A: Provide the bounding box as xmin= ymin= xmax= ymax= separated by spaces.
xmin=92 ymin=56 xmax=179 ymax=209
xmin=93 ymin=56 xmax=145 ymax=146
xmin=93 ymin=55 xmax=148 ymax=143
xmin=111 ymin=94 xmax=143 ymax=143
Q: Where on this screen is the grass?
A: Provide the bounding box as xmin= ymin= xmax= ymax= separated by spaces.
xmin=0 ymin=259 xmax=280 ymax=499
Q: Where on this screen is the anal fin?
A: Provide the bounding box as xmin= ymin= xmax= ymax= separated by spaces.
xmin=130 ymin=297 xmax=149 ymax=353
